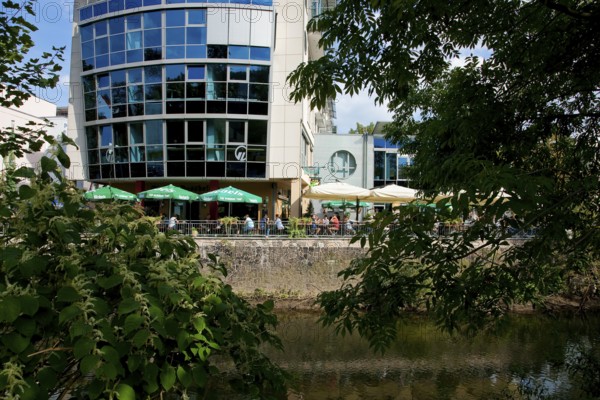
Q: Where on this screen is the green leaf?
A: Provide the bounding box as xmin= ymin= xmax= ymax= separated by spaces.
xmin=55 ymin=145 xmax=71 ymax=169
xmin=123 ymin=314 xmax=144 ymax=335
xmin=0 ymin=297 xmax=21 ymax=322
xmin=14 ymin=317 xmax=36 ymax=337
xmin=98 ymin=275 xmax=123 ymax=289
xmin=37 ymin=367 xmax=58 ymax=390
xmin=57 ymin=287 xmax=81 ymax=302
xmin=18 ymin=184 xmax=36 ymax=199
xmin=2 ymin=332 xmax=29 ymax=353
xmin=59 ymin=304 xmax=82 ymax=324
xmin=80 ymin=354 xmax=101 ymax=374
xmin=73 ymin=337 xmax=95 ymax=359
xmin=116 ymin=383 xmax=135 ymax=400
xmin=118 ymin=298 xmax=140 ymax=315
xmin=19 ymin=295 xmax=39 ymax=316
xmin=40 ymin=156 xmax=57 ymax=172
xmin=192 ymin=366 xmax=208 ymax=387
xmin=177 ymin=366 xmax=193 ymax=388
xmin=132 ymin=329 xmax=150 ymax=347
xmin=160 ymin=365 xmax=176 ymax=391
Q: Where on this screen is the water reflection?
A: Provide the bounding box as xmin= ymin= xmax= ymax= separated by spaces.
xmin=266 ymin=312 xmax=599 ymax=399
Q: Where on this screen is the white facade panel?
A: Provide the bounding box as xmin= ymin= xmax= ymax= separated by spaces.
xmin=207 ymin=8 xmax=229 ymax=45
xmin=228 ymin=9 xmax=251 ymax=45
xmin=250 ymin=10 xmax=273 ymax=47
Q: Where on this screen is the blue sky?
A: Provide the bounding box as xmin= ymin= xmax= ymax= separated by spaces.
xmin=28 ymin=1 xmax=392 ymax=132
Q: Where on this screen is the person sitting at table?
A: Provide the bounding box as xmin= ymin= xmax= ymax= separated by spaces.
xmin=260 ymin=214 xmax=270 ymax=236
xmin=310 ymin=214 xmax=321 ymax=236
xmin=275 ymin=214 xmax=285 ymax=234
xmin=329 ymin=214 xmax=340 ymax=235
xmin=168 ymin=214 xmax=178 ymax=230
xmin=243 ymin=214 xmax=255 ymax=234
xmin=344 ymin=216 xmax=355 ymax=235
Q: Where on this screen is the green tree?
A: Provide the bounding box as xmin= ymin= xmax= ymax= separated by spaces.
xmin=289 ymin=1 xmax=600 ymax=349
xmin=0 ymin=0 xmax=64 ymax=158
xmin=347 ymin=122 xmax=375 ymax=135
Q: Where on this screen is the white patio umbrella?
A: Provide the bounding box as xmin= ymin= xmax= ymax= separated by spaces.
xmin=304 ymin=182 xmax=372 ymax=220
xmin=364 ymin=184 xmax=421 ymax=203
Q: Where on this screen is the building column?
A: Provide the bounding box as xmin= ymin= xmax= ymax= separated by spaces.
xmin=290 ymin=179 xmax=302 ymax=217
xmin=209 ymin=180 xmax=219 ymax=220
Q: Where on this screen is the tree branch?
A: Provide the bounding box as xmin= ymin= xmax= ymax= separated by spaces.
xmin=538 ymin=0 xmax=597 ymax=20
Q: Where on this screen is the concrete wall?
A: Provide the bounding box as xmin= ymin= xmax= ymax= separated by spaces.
xmin=195 ymin=238 xmax=367 ymax=298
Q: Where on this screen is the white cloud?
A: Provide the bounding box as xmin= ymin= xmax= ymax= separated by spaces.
xmin=334 ymin=90 xmax=393 ymax=133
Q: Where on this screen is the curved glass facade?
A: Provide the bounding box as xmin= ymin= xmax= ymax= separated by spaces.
xmin=78 ymin=2 xmax=273 ymax=181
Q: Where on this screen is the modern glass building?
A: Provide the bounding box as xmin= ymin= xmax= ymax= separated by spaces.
xmin=68 ymin=0 xmax=335 ymax=219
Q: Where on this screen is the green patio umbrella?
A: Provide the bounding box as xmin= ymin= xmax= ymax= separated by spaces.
xmin=84 ymin=185 xmax=138 ymax=201
xmin=199 ymin=186 xmax=262 ymax=216
xmin=137 ymin=184 xmax=200 ymax=218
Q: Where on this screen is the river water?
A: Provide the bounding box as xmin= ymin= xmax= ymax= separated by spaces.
xmin=263 ymin=312 xmax=600 ymax=399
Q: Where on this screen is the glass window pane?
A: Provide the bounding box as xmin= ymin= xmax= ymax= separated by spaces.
xmin=167 ymin=146 xmax=185 ymax=161
xmin=144 ymin=29 xmax=162 ymax=47
xmin=84 ymin=92 xmax=96 ymax=109
xmin=109 ymin=0 xmax=124 ymax=13
xmin=95 ymin=37 xmax=109 ymax=55
xmin=249 ymin=65 xmax=269 ymax=82
xmin=207 ymin=83 xmax=226 ymax=100
xmin=186 ymin=146 xmax=205 ymax=161
xmin=228 ymin=45 xmax=249 ymax=59
xmin=145 ymin=84 xmax=163 ymax=101
xmin=186 ymin=82 xmax=205 ymax=99
xmin=129 ymin=123 xmax=143 ymax=144
xmin=112 ymin=87 xmax=126 ymax=104
xmin=88 ymin=150 xmax=100 ymax=164
xmin=81 ymin=25 xmax=94 ymax=42
xmin=147 ymin=162 xmax=164 ymax=177
xmin=167 ymin=83 xmax=184 ymax=99
xmin=144 ymin=11 xmax=162 ymax=29
xmin=96 ymin=54 xmax=110 ymax=68
xmin=250 ymin=47 xmax=270 ymax=61
xmin=95 ymin=20 xmax=108 ymax=37
xmin=83 ymin=58 xmax=94 ymax=71
xmin=144 ymin=0 xmax=161 ymax=5
xmin=207 ymin=45 xmax=227 ymax=58
xmin=130 ymin=147 xmax=145 ymax=162
xmin=125 ymin=0 xmax=142 ymax=9
xmin=146 ymin=146 xmax=163 ymax=161
xmin=186 ymin=45 xmax=206 ymax=58
xmin=126 ymin=31 xmax=142 ymax=49
xmin=166 ymin=46 xmax=185 ymax=59
xmin=227 ymin=83 xmax=247 ymax=100
xmin=111 ymin=70 xmax=126 ymax=86
xmin=113 ymin=123 xmax=128 ymax=146
xmin=93 ymin=2 xmax=107 ymax=17
xmin=145 ymin=65 xmax=162 ymax=83
xmin=188 ymin=9 xmax=206 ymax=24
xmin=166 ymin=64 xmax=185 ymax=81
xmin=206 ymin=120 xmax=226 ymax=144
xmin=229 ymin=65 xmax=247 ymax=80
xmin=247 ymin=146 xmax=266 ymax=162
xmin=145 ymin=47 xmax=162 ymax=61
xmin=110 ymin=34 xmax=125 ymax=52
xmin=111 ymin=51 xmax=126 ymax=66
xmin=82 ymin=41 xmax=94 ymax=59
xmin=145 ymin=102 xmax=162 ymax=114
xmin=247 ymin=120 xmax=267 ymax=144
xmin=109 ymin=16 xmax=125 ymax=34
xmin=145 ymin=120 xmax=163 ymax=144
xmin=188 ymin=65 xmax=205 ymax=80
xmin=186 ymin=27 xmax=206 ymax=44
xmin=249 ymin=84 xmax=268 ymax=101
xmin=127 ymin=70 xmax=142 ymax=85
xmin=166 ymin=9 xmax=185 ymax=26
xmin=97 ymin=104 xmax=112 ymax=120
xmin=80 ymin=6 xmax=93 ymax=21
xmin=86 ymin=126 xmax=98 ymax=148
xmin=126 ymin=14 xmax=142 ymax=30
xmin=187 ymin=120 xmax=204 ymax=142
xmin=206 ymin=64 xmax=225 ymax=81
xmin=115 ymin=148 xmax=129 ymax=163
xmin=166 ymin=27 xmax=185 ymax=45
xmin=128 ymin=103 xmax=144 ymax=116
xmin=128 ymin=85 xmax=144 ymax=102
xmin=83 ymin=75 xmax=96 ymax=92
xmin=228 ymin=121 xmax=245 ymax=143
xmin=98 ymin=73 xmax=110 ymax=88
xmin=100 ymin=125 xmax=113 ymax=147
xmin=166 ymin=120 xmax=185 ymax=144
xmin=98 ymin=89 xmax=111 ymax=106
xmin=127 ymin=49 xmax=143 ymax=63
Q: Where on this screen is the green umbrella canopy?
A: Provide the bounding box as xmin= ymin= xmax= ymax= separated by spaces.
xmin=321 ymin=200 xmax=371 ymax=209
xmin=199 ymin=186 xmax=262 ymax=204
xmin=137 ymin=184 xmax=200 ymax=201
xmin=84 ymin=185 xmax=138 ymax=201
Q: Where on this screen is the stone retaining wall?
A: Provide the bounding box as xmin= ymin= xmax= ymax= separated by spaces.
xmin=195 ymin=238 xmax=366 ymax=298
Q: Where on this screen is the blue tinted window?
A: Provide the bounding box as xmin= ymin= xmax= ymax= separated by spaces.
xmin=145 ymin=66 xmax=162 ymax=83
xmin=82 ymin=42 xmax=94 ymax=59
xmin=111 ymin=52 xmax=126 ymax=66
xmin=80 ymin=6 xmax=93 ymax=21
xmin=100 ymin=125 xmax=113 ymax=147
xmin=125 ymin=0 xmax=142 ymax=9
xmin=127 ymin=49 xmax=143 ymax=63
xmin=253 ymin=0 xmax=272 ymax=5
xmin=166 ymin=9 xmax=185 ymax=26
xmin=250 ymin=47 xmax=270 ymax=61
xmin=144 ymin=11 xmax=162 ymax=29
xmin=83 ymin=58 xmax=94 ymax=70
xmin=95 ymin=21 xmax=108 ymax=37
xmin=144 ymin=0 xmax=161 ymax=5
xmin=126 ymin=31 xmax=142 ymax=49
xmin=166 ymin=46 xmax=185 ymax=59
xmin=144 ymin=29 xmax=162 ymax=47
xmin=95 ymin=37 xmax=109 ymax=54
xmin=374 ymin=137 xmax=386 ymax=148
xmin=228 ymin=45 xmax=249 ymax=59
xmin=166 ymin=28 xmax=185 ymax=45
xmin=109 ymin=17 xmax=125 ymax=34
xmin=166 ymin=64 xmax=185 ymax=81
xmin=110 ymin=34 xmax=125 ymax=52
xmin=109 ymin=0 xmax=124 ymax=12
xmin=128 ymin=68 xmax=143 ymax=83
xmin=81 ymin=25 xmax=94 ymax=42
xmin=188 ymin=66 xmax=205 ymax=80
xmin=385 ymin=139 xmax=398 ymax=148
xmin=186 ymin=27 xmax=206 ymax=44
xmin=188 ymin=9 xmax=206 ymax=24
xmin=93 ymin=2 xmax=107 ymax=17
xmin=127 ymin=14 xmax=142 ymax=30
xmin=144 ymin=47 xmax=162 ymax=61
xmin=128 ymin=85 xmax=144 ymax=102
xmin=186 ymin=45 xmax=206 ymax=58
xmin=98 ymin=74 xmax=110 ymax=88
xmin=111 ymin=70 xmax=126 ymax=86
xmin=166 ymin=0 xmax=185 ymax=3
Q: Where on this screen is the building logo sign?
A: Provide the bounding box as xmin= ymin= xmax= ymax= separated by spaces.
xmin=235 ymin=146 xmax=247 ymax=161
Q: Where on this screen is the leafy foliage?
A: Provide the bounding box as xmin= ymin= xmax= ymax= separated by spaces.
xmin=0 ymin=0 xmax=65 ymax=158
xmin=291 ymin=1 xmax=600 ymax=347
xmin=347 ymin=122 xmax=375 ymax=135
xmin=0 ymin=142 xmax=287 ymax=399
